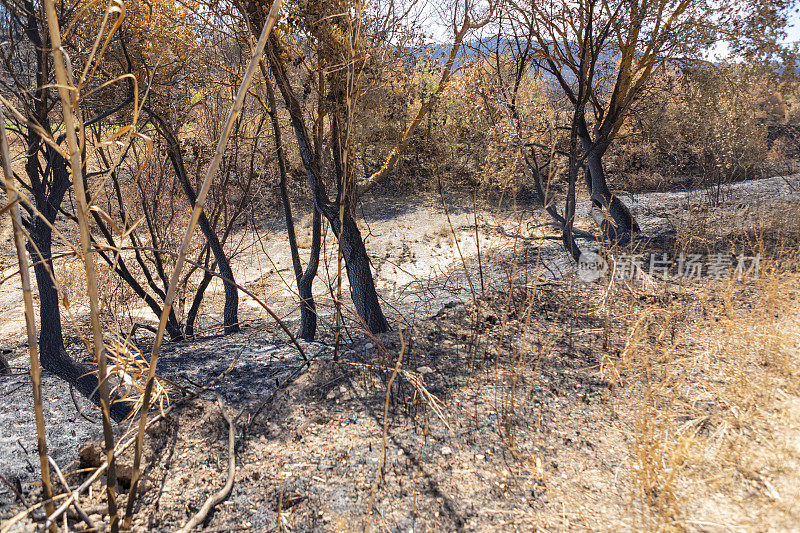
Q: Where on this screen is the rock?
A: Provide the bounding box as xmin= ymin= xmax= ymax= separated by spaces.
xmin=416 ymin=366 xmax=433 ymax=375
xmin=79 ymin=443 xmax=104 ymax=469
xmin=440 ymin=446 xmax=453 ymax=456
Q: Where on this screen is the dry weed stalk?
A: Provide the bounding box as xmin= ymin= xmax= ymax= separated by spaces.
xmin=0 ymin=105 xmax=56 ymax=527
xmin=365 ymin=326 xmax=407 ymax=531
xmin=124 ymin=0 xmax=285 ymax=526
xmin=43 ymin=0 xmax=124 ymax=528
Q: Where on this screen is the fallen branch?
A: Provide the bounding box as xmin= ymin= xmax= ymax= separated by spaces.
xmin=177 ymin=394 xmax=236 ymax=533
xmin=48 ymin=456 xmax=95 ymax=531
xmin=28 ymin=354 xmax=241 ymax=532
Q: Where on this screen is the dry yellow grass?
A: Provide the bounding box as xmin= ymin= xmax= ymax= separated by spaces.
xmin=596 ymin=198 xmax=800 ymax=530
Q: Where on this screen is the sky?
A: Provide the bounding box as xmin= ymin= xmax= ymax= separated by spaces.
xmin=421 ymin=4 xmax=800 ymax=62
xmin=786 ymin=9 xmax=800 ymax=47
xmin=707 ymin=8 xmax=800 ymax=61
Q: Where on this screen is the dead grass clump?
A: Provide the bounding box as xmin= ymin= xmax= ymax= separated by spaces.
xmin=673 ymin=197 xmax=800 ymax=263
xmin=600 ymin=197 xmax=800 ymax=530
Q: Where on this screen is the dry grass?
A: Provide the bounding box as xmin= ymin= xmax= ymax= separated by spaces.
xmin=590 ymin=198 xmax=800 ymax=530
xmin=445 ymin=191 xmax=800 ymax=530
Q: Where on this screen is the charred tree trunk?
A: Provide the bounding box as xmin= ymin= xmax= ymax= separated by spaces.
xmin=194 ymin=210 xmax=239 ymax=334
xmin=152 ymin=115 xmax=240 ymax=335
xmin=267 ymin=72 xmax=321 ymax=340
xmin=91 ymin=147 xmax=183 ymax=339
xmin=26 ymin=155 xmax=130 ymax=422
xmin=580 ymin=135 xmax=639 ymax=245
xmin=330 ymin=211 xmax=389 ymax=333
xmin=91 ymin=214 xmax=183 ymax=340
xmin=296 ymin=208 xmax=321 ymax=339
xmin=184 ymin=249 xmax=213 ymax=338
xmin=263 ymin=33 xmax=389 ymax=334
xmin=10 ymin=0 xmax=131 ymax=422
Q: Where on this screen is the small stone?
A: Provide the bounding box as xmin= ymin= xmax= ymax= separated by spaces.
xmin=339 ymin=385 xmax=347 ymax=394
xmin=365 ymin=342 xmax=375 ymax=349
xmin=476 ymin=454 xmax=485 ymax=461
xmin=79 ymin=443 xmax=104 ymax=469
xmin=416 ymin=366 xmax=433 ymax=374
xmin=326 ymin=390 xmax=336 ymax=400
xmin=441 ymin=446 xmax=453 ymax=456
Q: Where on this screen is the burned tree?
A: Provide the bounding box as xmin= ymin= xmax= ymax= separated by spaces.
xmin=501 ymin=0 xmax=796 ymax=245
xmin=238 ymin=0 xmax=493 ymax=334
xmin=0 ymin=0 xmax=131 ymax=420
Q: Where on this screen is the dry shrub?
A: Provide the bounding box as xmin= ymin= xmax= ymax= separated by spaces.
xmin=673 ymin=197 xmax=800 ymax=262
xmin=612 ymin=65 xmax=787 ymax=193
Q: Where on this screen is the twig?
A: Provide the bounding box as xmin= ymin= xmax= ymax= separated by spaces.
xmin=33 ymin=356 xmax=240 ymax=532
xmin=0 ymin=472 xmax=26 ymax=507
xmin=70 ymin=384 xmax=99 ymax=424
xmin=47 ymin=456 xmax=95 ymax=531
xmin=16 ymin=440 xmax=36 ymax=474
xmin=365 ymin=327 xmax=407 ymax=530
xmin=177 ymin=394 xmax=236 ymax=533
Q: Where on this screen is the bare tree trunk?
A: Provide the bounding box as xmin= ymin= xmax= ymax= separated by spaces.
xmin=152 ymin=115 xmax=240 ymax=334
xmin=330 ymin=212 xmax=390 ymax=333
xmin=581 ymin=137 xmax=639 ymax=245
xmin=267 ymin=72 xmax=321 ymax=340
xmin=28 ymin=211 xmax=130 ymax=422
xmin=184 ymin=255 xmax=213 ymax=338
xmin=263 ymin=33 xmax=389 ymax=334
xmin=297 ymin=208 xmax=321 ymax=339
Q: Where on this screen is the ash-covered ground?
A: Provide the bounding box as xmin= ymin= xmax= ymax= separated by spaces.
xmin=1 ymin=176 xmax=799 ymax=531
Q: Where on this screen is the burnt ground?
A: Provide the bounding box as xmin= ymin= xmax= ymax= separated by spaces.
xmin=1 ymin=176 xmax=800 ymax=531
xmin=5 ymin=273 xmax=800 ymax=532
xmin=26 ymin=284 xmax=629 ymax=532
